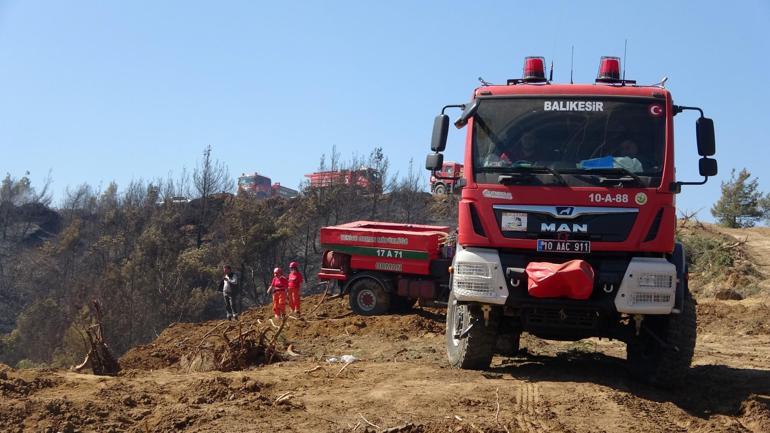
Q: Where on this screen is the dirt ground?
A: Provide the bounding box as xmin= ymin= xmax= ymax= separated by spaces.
xmin=2 ymin=227 xmax=770 ymax=433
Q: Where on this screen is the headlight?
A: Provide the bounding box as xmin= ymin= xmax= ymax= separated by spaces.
xmin=615 ymin=257 xmax=677 ymax=314
xmin=454 ymin=262 xmax=493 ymax=296
xmin=631 ymin=292 xmax=672 ymax=305
xmin=455 ymin=262 xmax=491 ymax=277
xmin=638 ymin=274 xmax=673 ymax=289
xmin=454 ymin=278 xmax=493 ymax=295
xmin=451 ymin=247 xmax=509 ymax=304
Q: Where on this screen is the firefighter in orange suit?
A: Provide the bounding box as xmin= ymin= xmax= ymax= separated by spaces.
xmin=267 ymin=267 xmax=288 ymax=320
xmin=287 ymin=261 xmax=304 ymax=317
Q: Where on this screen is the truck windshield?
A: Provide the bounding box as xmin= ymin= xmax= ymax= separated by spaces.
xmin=472 ymin=97 xmax=665 ymax=187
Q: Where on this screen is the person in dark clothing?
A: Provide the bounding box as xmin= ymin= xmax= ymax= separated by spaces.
xmin=219 ymin=265 xmax=239 ymax=320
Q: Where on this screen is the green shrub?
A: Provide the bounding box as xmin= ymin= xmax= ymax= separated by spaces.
xmin=678 ymin=228 xmax=761 ymax=297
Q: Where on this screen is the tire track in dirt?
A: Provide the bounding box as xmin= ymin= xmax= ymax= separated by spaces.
xmin=512 ymin=381 xmax=563 ymax=433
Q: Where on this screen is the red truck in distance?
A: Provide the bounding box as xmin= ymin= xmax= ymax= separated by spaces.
xmin=305 ymin=168 xmax=382 ymax=192
xmin=430 ymin=161 xmax=464 ymax=195
xmin=418 ymin=55 xmax=716 ymax=386
xmin=237 ymin=173 xmax=299 ymax=200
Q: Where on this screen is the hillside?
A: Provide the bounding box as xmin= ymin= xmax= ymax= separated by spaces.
xmin=1 ymin=223 xmax=769 ymax=433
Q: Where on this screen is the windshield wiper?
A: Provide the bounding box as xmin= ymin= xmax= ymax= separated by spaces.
xmin=576 ymin=167 xmax=643 ymax=186
xmin=497 ymin=166 xmax=567 ymax=186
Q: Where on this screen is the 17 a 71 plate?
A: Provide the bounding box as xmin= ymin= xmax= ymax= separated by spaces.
xmin=536 ymin=239 xmax=591 ymax=253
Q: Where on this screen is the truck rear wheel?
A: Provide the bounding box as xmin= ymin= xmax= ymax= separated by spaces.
xmin=626 ymin=288 xmax=696 ymax=387
xmin=446 ymin=291 xmax=499 ymax=370
xmin=348 ymin=277 xmax=391 ymax=316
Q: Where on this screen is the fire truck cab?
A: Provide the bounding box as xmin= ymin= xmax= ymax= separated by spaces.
xmin=430 ymin=161 xmax=465 ymax=195
xmin=426 ymin=56 xmax=717 ymax=386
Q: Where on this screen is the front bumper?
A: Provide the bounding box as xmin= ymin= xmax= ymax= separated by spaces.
xmin=453 ymin=248 xmax=677 ymax=315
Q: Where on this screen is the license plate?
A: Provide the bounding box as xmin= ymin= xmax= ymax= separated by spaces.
xmin=536 ymin=239 xmax=591 ymax=253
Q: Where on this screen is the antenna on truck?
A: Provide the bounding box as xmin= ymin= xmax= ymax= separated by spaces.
xmin=570 ymin=45 xmax=574 ymax=84
xmin=622 ymin=39 xmax=628 ymax=82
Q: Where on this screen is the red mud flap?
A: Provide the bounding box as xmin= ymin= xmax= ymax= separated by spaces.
xmin=525 ymin=260 xmax=595 ymax=300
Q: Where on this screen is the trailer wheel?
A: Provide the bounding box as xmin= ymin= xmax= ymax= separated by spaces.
xmin=349 ymin=277 xmax=391 ymax=316
xmin=433 ymin=183 xmax=446 ymax=195
xmin=626 ymin=287 xmax=696 ymax=388
xmin=446 ymin=291 xmax=499 ymax=370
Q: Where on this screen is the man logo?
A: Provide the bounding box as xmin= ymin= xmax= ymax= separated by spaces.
xmin=556 ymin=206 xmax=575 ymax=216
xmin=541 ymin=223 xmax=588 ymax=233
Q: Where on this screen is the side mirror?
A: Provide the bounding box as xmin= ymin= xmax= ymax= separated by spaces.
xmin=699 ymin=157 xmax=718 ymax=177
xmin=696 ymin=117 xmax=716 ymax=156
xmin=454 ymin=99 xmax=479 ymax=128
xmin=425 ymin=153 xmax=444 ymax=171
xmin=431 ymin=114 xmax=449 ymax=152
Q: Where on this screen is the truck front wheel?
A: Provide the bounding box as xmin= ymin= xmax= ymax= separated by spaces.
xmin=433 ymin=183 xmax=446 ymax=195
xmin=348 ymin=277 xmax=391 ymax=316
xmin=626 ymin=288 xmax=696 ymax=387
xmin=446 ymin=291 xmax=499 ymax=370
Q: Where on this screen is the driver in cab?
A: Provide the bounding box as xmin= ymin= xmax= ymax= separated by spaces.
xmin=483 ymin=132 xmax=539 ymax=167
xmin=612 ymin=139 xmax=649 ymax=173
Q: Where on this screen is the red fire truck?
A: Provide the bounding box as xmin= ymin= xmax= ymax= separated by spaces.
xmin=237 ymin=173 xmax=299 ymax=200
xmin=305 ymin=168 xmax=382 ymax=191
xmin=430 ymin=161 xmax=464 ymax=195
xmin=422 ymin=56 xmax=717 ymax=386
xmin=318 ymin=221 xmax=454 ymax=314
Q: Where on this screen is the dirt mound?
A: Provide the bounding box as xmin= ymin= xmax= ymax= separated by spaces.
xmin=0 ymin=367 xmax=60 ymax=397
xmin=740 ymin=395 xmax=770 ymax=433
xmin=687 ymin=396 xmax=770 ymax=433
xmin=697 ymin=300 xmax=770 ymax=336
xmin=120 ymin=294 xmax=446 ymax=371
xmin=119 ymin=322 xmax=202 ymax=370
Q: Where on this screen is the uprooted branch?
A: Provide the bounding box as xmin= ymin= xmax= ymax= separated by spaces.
xmin=73 ymin=300 xmax=120 ymax=376
xmin=185 ymin=316 xmax=290 ymax=372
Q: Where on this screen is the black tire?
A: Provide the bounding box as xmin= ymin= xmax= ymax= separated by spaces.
xmin=626 ymin=288 xmax=696 ymax=387
xmin=446 ymin=291 xmax=500 ymax=370
xmin=495 ymin=332 xmax=521 ymax=357
xmin=433 ymin=183 xmax=446 ymax=195
xmin=348 ymin=277 xmax=391 ymax=316
xmin=389 ymin=294 xmax=417 ymax=313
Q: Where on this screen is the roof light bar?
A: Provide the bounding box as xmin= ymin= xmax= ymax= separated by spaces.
xmin=596 ymin=56 xmax=621 ymax=82
xmin=523 ymin=56 xmax=547 ymax=82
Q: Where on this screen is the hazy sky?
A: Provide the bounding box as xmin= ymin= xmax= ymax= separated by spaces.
xmin=1 ymin=1 xmax=769 ymax=220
